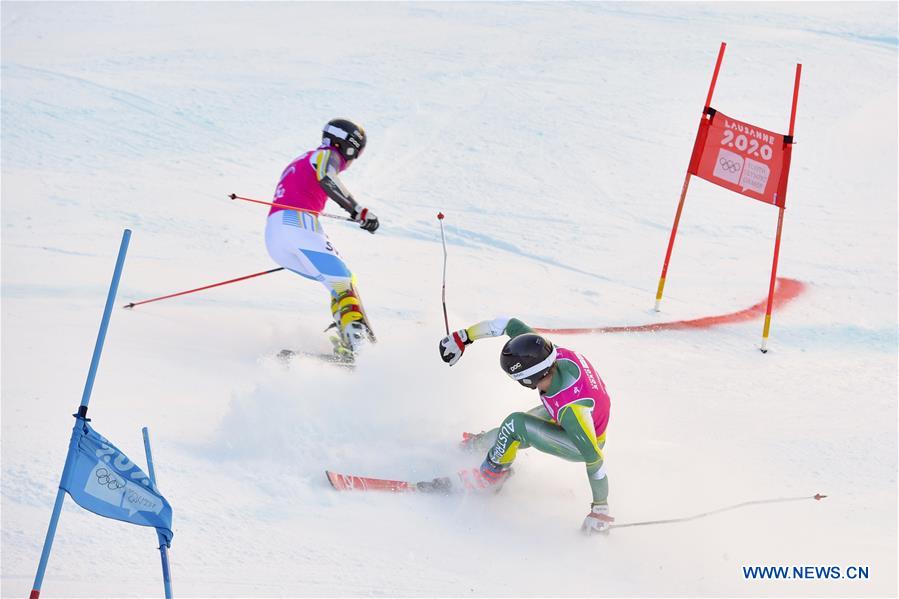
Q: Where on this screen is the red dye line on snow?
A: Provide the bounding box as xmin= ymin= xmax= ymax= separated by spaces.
xmin=536 ymin=278 xmax=806 ymax=335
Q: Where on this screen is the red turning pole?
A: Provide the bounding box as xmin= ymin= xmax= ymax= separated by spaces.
xmin=788 ymin=64 xmax=802 ymax=136
xmin=123 ymin=267 xmax=284 ymax=309
xmin=655 ymin=42 xmax=726 ymax=311
xmin=761 ymin=209 xmax=786 ymax=352
xmin=704 ymin=42 xmax=727 ymax=109
xmin=229 ymin=194 xmax=352 ymax=222
xmin=760 ymin=62 xmax=801 ymax=353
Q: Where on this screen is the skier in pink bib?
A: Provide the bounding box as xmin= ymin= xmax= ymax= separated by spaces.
xmin=439 ymin=317 xmax=614 ymax=534
xmin=265 ymin=119 xmax=379 ymax=360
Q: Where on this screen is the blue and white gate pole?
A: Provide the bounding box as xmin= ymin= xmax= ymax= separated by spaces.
xmin=30 ymin=229 xmax=132 ymax=599
xmin=143 ymin=427 xmax=174 ymax=599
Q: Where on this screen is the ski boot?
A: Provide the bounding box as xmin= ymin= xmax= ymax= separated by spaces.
xmin=326 ymin=322 xmax=366 ymax=362
xmin=458 ymin=458 xmax=513 ymax=493
xmin=325 ymin=319 xmax=373 ymax=364
xmin=330 ymin=287 xmax=376 ymax=342
xmin=327 ymin=287 xmax=375 ymax=361
xmin=328 ymin=334 xmax=356 ymax=364
xmin=342 ymin=321 xmax=370 ymax=353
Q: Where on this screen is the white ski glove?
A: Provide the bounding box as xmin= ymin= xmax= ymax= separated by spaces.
xmin=352 ymin=206 xmax=379 ymax=233
xmin=438 ymin=329 xmax=471 ymax=366
xmin=581 ymin=503 xmax=614 ymax=535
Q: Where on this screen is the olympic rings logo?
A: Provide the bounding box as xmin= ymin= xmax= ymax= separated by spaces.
xmin=95 ymin=468 xmax=126 ymax=490
xmin=719 ymin=158 xmax=741 ymax=173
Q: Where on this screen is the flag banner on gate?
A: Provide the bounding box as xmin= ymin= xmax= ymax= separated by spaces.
xmin=688 ymin=110 xmax=792 ymax=208
xmin=61 ymin=420 xmax=173 ymax=544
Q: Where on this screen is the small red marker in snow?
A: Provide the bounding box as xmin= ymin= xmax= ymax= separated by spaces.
xmin=814 ymin=493 xmax=827 ymax=501
xmin=437 ymin=212 xmax=444 ymax=220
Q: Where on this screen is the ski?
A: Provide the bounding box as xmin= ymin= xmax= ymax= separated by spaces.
xmin=325 ymin=468 xmax=495 ymax=494
xmin=277 ymin=349 xmax=355 ymax=368
xmin=325 ymin=470 xmax=453 ymax=494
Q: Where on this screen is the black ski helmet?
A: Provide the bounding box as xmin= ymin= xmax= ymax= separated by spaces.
xmin=500 ymin=333 xmax=557 ymax=389
xmin=322 ymin=118 xmax=366 ymax=162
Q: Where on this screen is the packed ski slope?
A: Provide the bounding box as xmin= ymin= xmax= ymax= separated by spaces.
xmin=2 ymin=3 xmax=896 ymax=597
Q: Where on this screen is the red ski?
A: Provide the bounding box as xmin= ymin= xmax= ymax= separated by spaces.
xmin=326 ymin=470 xmax=420 ymax=492
xmin=325 ymin=468 xmax=495 ymax=494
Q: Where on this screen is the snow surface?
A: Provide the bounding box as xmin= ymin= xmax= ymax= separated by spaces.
xmin=2 ymin=2 xmax=897 ymax=597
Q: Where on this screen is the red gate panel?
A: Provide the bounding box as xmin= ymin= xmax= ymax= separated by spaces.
xmin=688 ymin=109 xmax=791 ymax=208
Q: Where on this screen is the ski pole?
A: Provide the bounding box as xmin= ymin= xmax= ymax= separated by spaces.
xmin=229 ymin=193 xmax=353 ymax=222
xmin=609 ymin=493 xmax=826 ymax=530
xmin=123 ymin=267 xmax=284 ymax=309
xmin=437 ymin=212 xmax=449 ymax=335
